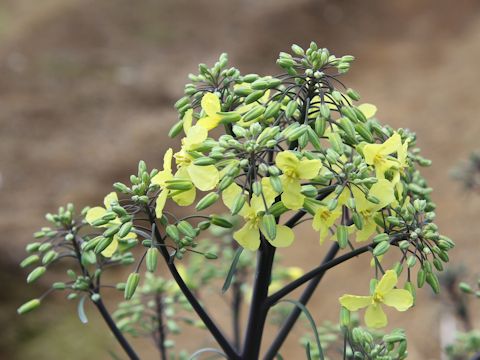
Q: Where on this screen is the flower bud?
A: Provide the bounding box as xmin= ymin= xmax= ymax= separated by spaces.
xmin=17 ymin=299 xmax=41 ymax=315
xmin=373 ymin=241 xmax=390 ymax=257
xmin=262 ymin=214 xmax=277 ymax=240
xmin=27 ymin=266 xmax=46 ymax=284
xmin=124 ymin=273 xmax=140 ymax=300
xmin=146 ymin=248 xmax=159 ymax=272
xmin=20 ymin=255 xmax=40 ymax=268
xmin=210 ymin=215 xmax=233 ymax=228
xmin=195 ymin=192 xmax=220 ymax=211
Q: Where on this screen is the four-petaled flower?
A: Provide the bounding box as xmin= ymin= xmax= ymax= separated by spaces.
xmin=85 ymin=192 xmax=137 ymax=257
xmin=196 ymin=93 xmax=223 ymax=130
xmin=363 ymin=133 xmax=402 ymax=179
xmin=172 ymin=118 xmax=219 ymax=206
xmin=222 ymin=179 xmax=294 ymax=251
xmin=339 ymin=270 xmax=413 ymax=328
xmin=351 ymin=179 xmax=395 ymax=242
xmin=275 ymin=151 xmax=322 ymax=210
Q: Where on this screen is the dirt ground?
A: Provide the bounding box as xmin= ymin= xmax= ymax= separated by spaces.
xmin=1 ymin=0 xmax=480 ymax=359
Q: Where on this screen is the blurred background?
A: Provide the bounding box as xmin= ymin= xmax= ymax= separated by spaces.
xmin=1 ymin=0 xmax=480 ymax=358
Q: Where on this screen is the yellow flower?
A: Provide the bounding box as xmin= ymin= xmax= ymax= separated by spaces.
xmin=351 ymin=179 xmax=395 ymax=242
xmin=85 ymin=192 xmax=136 ymax=257
xmin=172 ymin=123 xmax=219 ymax=206
xmin=312 ymin=205 xmax=343 ymax=244
xmin=196 ymin=93 xmax=223 ymax=130
xmin=275 ymin=151 xmax=322 ymax=210
xmin=357 ymin=103 xmax=377 ymax=119
xmin=151 ymin=148 xmax=174 ymax=218
xmin=363 ymin=133 xmax=402 ymax=179
xmin=222 ymin=179 xmax=294 ymax=251
xmin=339 ymin=270 xmax=413 ymax=328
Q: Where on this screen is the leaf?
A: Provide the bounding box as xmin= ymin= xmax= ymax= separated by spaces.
xmin=188 ymin=347 xmax=227 ymax=359
xmin=77 ymin=295 xmax=88 ymax=324
xmin=277 ymin=299 xmax=324 ymax=360
xmin=221 ymin=248 xmax=243 ymax=293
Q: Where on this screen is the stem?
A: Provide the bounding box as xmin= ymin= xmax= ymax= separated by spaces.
xmin=155 ymin=294 xmax=168 ymax=360
xmin=71 ymin=235 xmax=139 ymax=360
xmin=94 ymin=299 xmax=140 ymax=360
xmin=263 ymin=243 xmax=340 ymax=360
xmin=146 ymin=209 xmax=239 ymax=360
xmin=267 ymin=235 xmax=406 ymax=306
xmin=241 ymin=240 xmax=276 ymax=359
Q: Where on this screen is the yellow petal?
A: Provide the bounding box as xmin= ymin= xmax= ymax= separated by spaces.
xmin=375 ymin=270 xmax=398 ymax=296
xmin=383 ymin=289 xmax=413 ymax=311
xmin=101 ymin=238 xmax=118 ymax=258
xmin=222 ymin=183 xmax=243 ymax=210
xmin=201 ymin=92 xmax=221 ymax=117
xmin=155 ymin=189 xmax=169 ymax=219
xmin=297 ymin=158 xmax=322 ymax=179
xmin=233 ymin=222 xmax=261 ymax=251
xmin=151 ymin=169 xmax=173 ymax=187
xmin=362 ymin=143 xmax=381 ymax=166
xmin=183 ymin=109 xmax=193 ymax=133
xmin=379 ymin=133 xmax=401 ymax=156
xmin=172 ymin=187 xmax=195 ymax=206
xmin=355 ymin=219 xmax=376 ymax=242
xmin=357 ymin=103 xmax=377 ymax=119
xmin=365 ymin=304 xmax=387 ymax=328
xmin=185 ymin=125 xmax=208 ymax=148
xmin=197 ymin=116 xmax=221 ymax=131
xmin=275 ymin=151 xmax=299 ymax=173
xmin=187 ymin=164 xmax=219 ymax=191
xmin=103 ymin=192 xmax=118 ymax=209
xmin=281 ymin=177 xmax=304 ymax=210
xmin=368 ymin=179 xmax=395 ymax=210
xmin=261 ymin=177 xmax=278 ymax=208
xmin=264 ymin=225 xmax=294 ymax=248
xmin=339 ymin=295 xmax=372 ymax=311
xmin=86 ymin=207 xmax=107 ymax=225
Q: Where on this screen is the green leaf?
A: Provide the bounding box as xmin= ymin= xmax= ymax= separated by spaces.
xmin=221 ymin=248 xmax=243 ymax=293
xmin=277 ymin=299 xmax=324 ymax=360
xmin=77 ymin=295 xmax=88 ymax=324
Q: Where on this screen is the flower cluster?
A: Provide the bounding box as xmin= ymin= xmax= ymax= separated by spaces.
xmin=18 ymin=42 xmax=454 ymax=351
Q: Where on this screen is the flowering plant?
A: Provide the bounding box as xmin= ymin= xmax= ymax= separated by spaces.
xmin=18 ymin=42 xmax=454 ymax=359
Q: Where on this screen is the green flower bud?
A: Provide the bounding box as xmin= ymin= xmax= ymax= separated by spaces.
xmin=373 ymin=241 xmax=390 ymax=257
xmin=113 ymin=182 xmax=130 ymax=194
xmin=27 ymin=266 xmax=46 ymax=284
xmin=269 ymin=201 xmax=288 ymax=217
xmin=94 ymin=236 xmax=114 ymax=254
xmin=124 ymin=273 xmax=140 ymax=300
xmin=251 ymin=80 xmax=270 ymax=90
xmin=17 ymin=299 xmax=41 ymax=315
xmin=204 ymin=252 xmax=218 ymax=260
xmin=42 ymin=250 xmax=58 ymax=265
xmin=269 ymin=176 xmax=283 ymax=193
xmin=459 ymin=282 xmax=473 ymax=294
xmin=336 ymin=225 xmax=349 ymax=249
xmin=244 ymin=105 xmax=265 ymax=122
xmin=218 ymin=175 xmax=234 ymax=191
xmin=168 ymin=120 xmax=184 ymax=138
xmin=166 ymin=179 xmax=193 ymax=191
xmin=354 ymin=124 xmax=374 ymax=143
xmin=118 ymin=222 xmax=133 ymax=238
xmin=177 ymin=221 xmax=197 ymax=238
xmin=195 ymin=192 xmax=220 ymax=211
xmin=52 ymin=282 xmax=66 ymax=290
xmin=373 ymin=233 xmax=389 ymax=243
xmin=417 ymin=269 xmax=426 ymax=288
xmin=91 ymin=293 xmax=101 ymax=303
xmin=166 ymin=225 xmax=180 ymax=242
xmin=210 ymin=215 xmax=233 ymax=228
xmin=352 ymin=212 xmax=363 ymax=230
xmin=146 ymin=248 xmax=159 ymax=272
xmin=346 ymin=88 xmax=360 ymax=101
xmin=262 ymin=214 xmax=277 ymax=240
xmin=285 ymin=100 xmax=298 ymax=118
xmin=264 ymin=102 xmax=281 ymax=119
xmin=245 ymin=90 xmax=266 ymax=105
xmin=231 ymin=194 xmax=246 ymax=216
xmin=426 ymin=272 xmax=440 ymax=294
xmin=20 ymin=255 xmax=40 ymax=268
xmin=26 ymin=242 xmax=41 ymax=253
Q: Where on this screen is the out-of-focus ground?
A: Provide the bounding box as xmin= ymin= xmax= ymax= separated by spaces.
xmin=1 ymin=0 xmax=480 ymax=358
